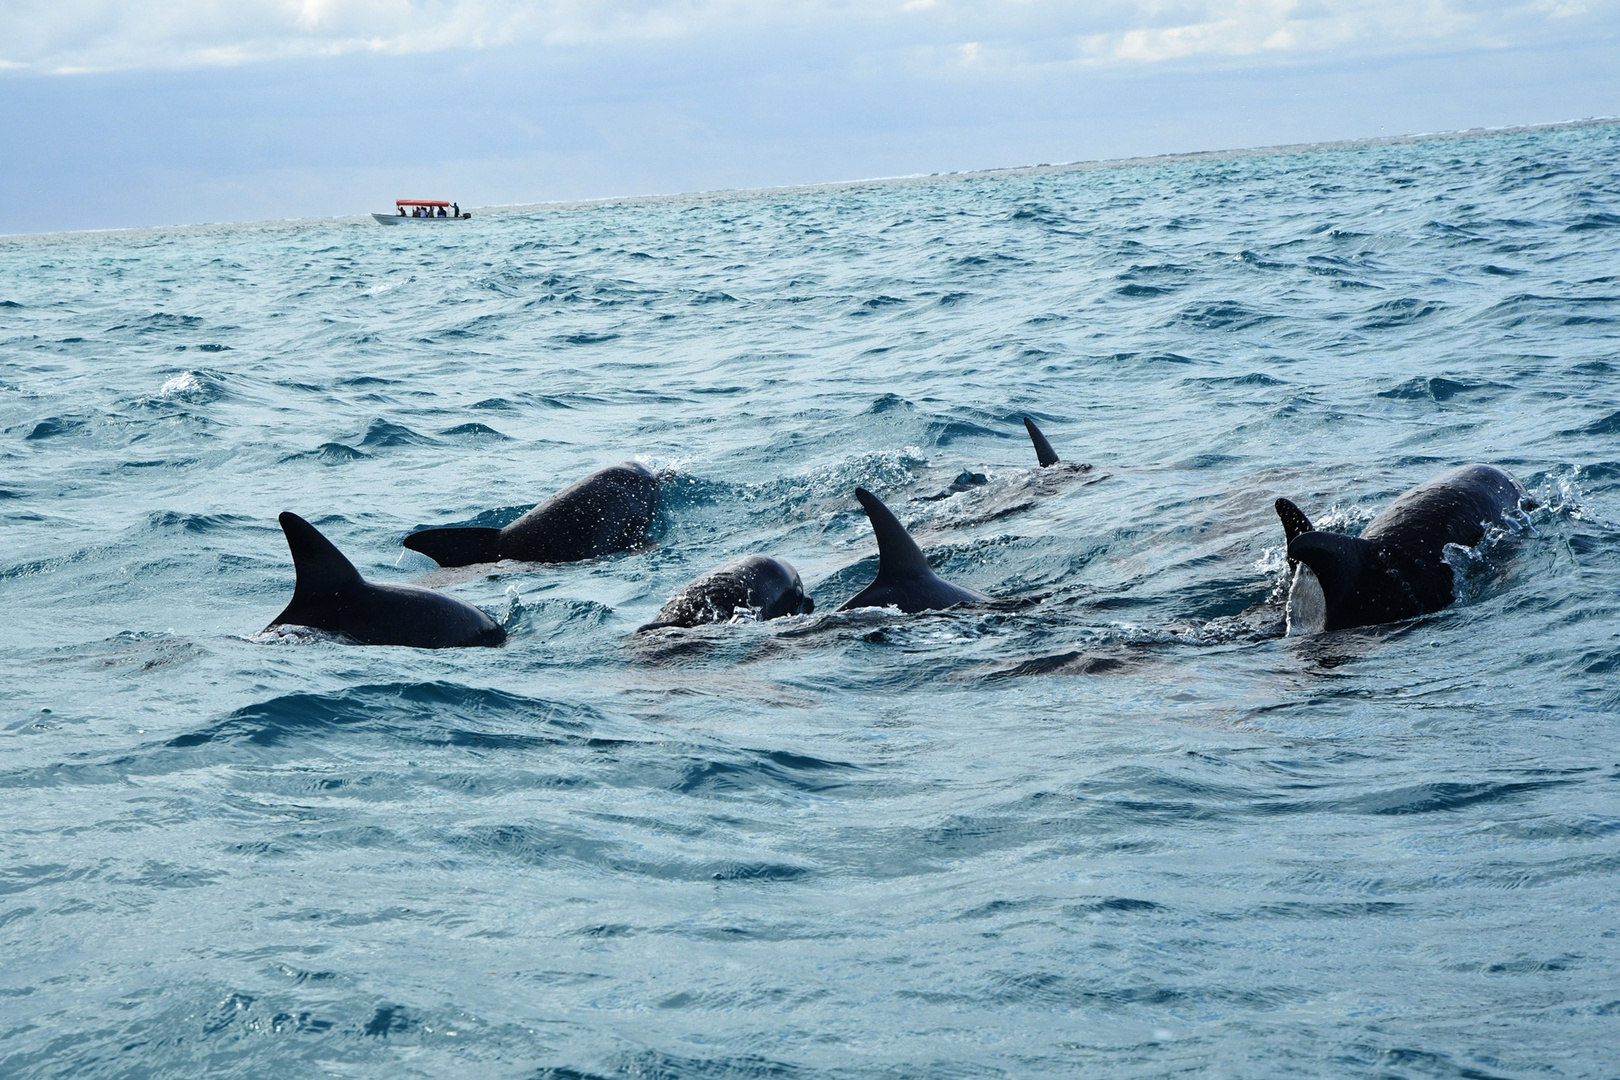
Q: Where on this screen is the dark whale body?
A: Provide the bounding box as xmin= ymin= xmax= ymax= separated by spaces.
xmin=267 ymin=512 xmax=505 ymax=647
xmin=840 ymin=488 xmax=989 ymax=613
xmin=404 ymin=461 xmax=659 ymax=567
xmin=638 ymin=555 xmax=813 ymax=631
xmin=1279 ymin=464 xmax=1529 ymax=633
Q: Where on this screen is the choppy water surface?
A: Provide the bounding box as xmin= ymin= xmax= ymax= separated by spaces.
xmin=4 ymin=123 xmax=1620 ymax=1078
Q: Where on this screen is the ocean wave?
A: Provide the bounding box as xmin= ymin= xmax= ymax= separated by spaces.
xmin=4 ymin=120 xmax=1620 ymax=1079
xmin=168 ymin=682 xmax=605 ymax=753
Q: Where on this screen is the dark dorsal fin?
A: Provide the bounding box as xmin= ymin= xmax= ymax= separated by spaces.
xmin=854 ymin=488 xmax=932 ymax=583
xmin=1286 ymin=531 xmax=1370 ymax=629
xmin=403 ymin=526 xmax=502 ymax=567
xmin=280 ymin=512 xmax=364 ymax=603
xmin=1275 ymin=497 xmax=1313 ymax=546
xmin=1023 ymin=416 xmax=1060 ymax=467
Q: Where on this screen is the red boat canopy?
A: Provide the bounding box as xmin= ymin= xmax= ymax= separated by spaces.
xmin=396 ymin=199 xmax=451 ymax=207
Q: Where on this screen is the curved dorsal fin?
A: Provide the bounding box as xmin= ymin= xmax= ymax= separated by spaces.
xmin=1275 ymin=497 xmax=1313 ymax=546
xmin=280 ymin=512 xmax=363 ymax=602
xmin=854 ymin=488 xmax=931 ymax=582
xmin=1023 ymin=416 xmax=1060 ymax=467
xmin=1287 ymin=531 xmax=1370 ymax=629
xmin=402 ymin=526 xmax=501 ymax=567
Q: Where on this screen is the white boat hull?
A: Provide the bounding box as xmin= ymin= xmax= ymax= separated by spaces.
xmin=372 ymin=213 xmax=470 ymax=224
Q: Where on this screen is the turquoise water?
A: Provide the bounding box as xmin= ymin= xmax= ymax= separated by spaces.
xmin=3 ymin=123 xmax=1620 ymax=1078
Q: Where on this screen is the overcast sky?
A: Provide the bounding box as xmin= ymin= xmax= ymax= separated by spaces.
xmin=3 ymin=1 xmax=1618 ymax=234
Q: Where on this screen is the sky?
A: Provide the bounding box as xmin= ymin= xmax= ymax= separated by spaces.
xmin=2 ymin=1 xmax=1618 ymax=235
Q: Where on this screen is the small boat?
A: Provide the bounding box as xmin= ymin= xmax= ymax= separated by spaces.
xmin=373 ymin=199 xmax=472 ymax=224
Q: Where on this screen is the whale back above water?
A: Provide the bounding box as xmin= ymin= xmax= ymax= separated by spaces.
xmin=404 ymin=461 xmax=660 ymax=567
xmin=839 ymin=488 xmax=989 ymax=613
xmin=638 ymin=555 xmax=813 ymax=631
xmin=1282 ymin=464 xmax=1529 ymax=632
xmin=269 ymin=512 xmax=506 ymax=648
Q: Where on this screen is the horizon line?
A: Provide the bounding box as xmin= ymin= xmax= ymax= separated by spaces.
xmin=6 ymin=114 xmax=1616 ymax=243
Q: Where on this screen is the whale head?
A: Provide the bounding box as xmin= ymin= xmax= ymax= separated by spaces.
xmin=745 ymin=556 xmax=815 ymax=620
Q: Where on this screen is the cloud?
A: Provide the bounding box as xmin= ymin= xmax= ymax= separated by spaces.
xmin=1078 ymin=1 xmax=1477 ymax=66
xmin=2 ymin=0 xmax=1615 ymax=75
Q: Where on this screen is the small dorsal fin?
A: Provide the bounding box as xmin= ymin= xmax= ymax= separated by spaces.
xmin=280 ymin=512 xmax=363 ymax=602
xmin=1275 ymin=498 xmax=1313 ymax=546
xmin=854 ymin=488 xmax=931 ymax=582
xmin=1023 ymin=416 xmax=1060 ymax=467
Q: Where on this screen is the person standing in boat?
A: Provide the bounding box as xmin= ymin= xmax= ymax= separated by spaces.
xmin=452 ymin=202 xmax=460 ymax=218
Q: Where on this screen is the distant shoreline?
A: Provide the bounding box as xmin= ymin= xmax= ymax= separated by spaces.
xmin=6 ymin=115 xmax=1616 ymax=243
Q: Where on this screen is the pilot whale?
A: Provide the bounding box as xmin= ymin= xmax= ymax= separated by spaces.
xmin=1277 ymin=464 xmax=1530 ymax=633
xmin=266 ymin=512 xmax=506 ymax=647
xmin=404 ymin=461 xmax=659 ymax=567
xmin=924 ymin=415 xmax=1085 ymax=501
xmin=638 ymin=555 xmax=814 ymax=631
xmin=840 ymin=488 xmax=989 ymax=613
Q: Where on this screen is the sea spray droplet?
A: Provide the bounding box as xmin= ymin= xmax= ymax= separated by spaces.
xmin=501 ymin=585 xmax=524 ymax=629
xmin=160 ymin=372 xmax=202 ymax=397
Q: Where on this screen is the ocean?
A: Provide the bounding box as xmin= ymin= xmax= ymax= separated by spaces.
xmin=3 ymin=121 xmax=1619 ymax=1078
